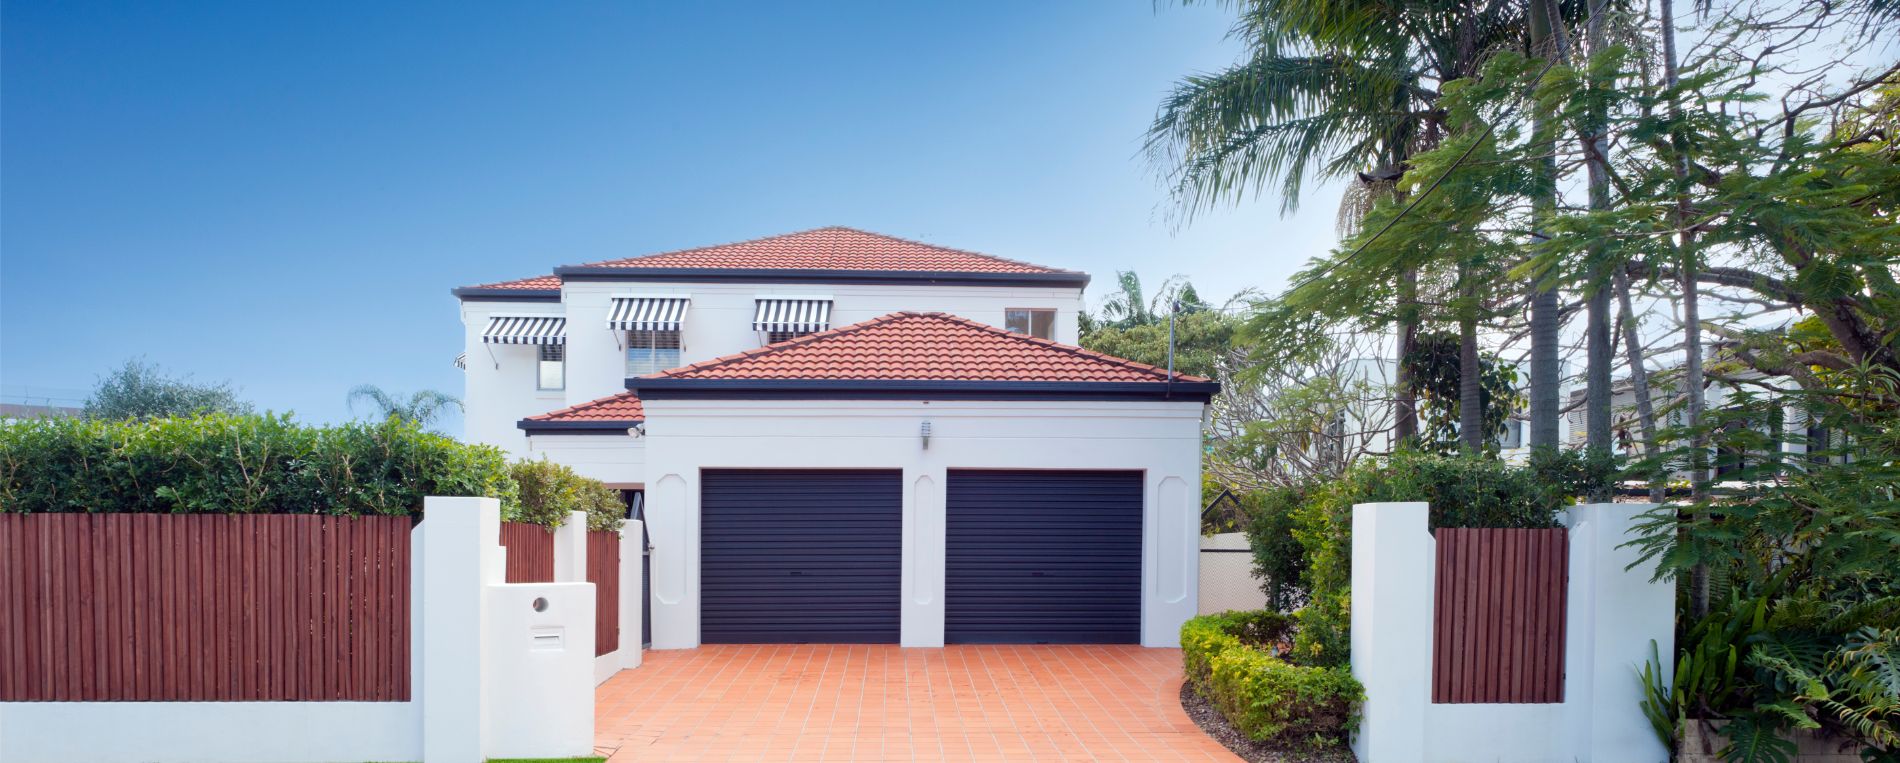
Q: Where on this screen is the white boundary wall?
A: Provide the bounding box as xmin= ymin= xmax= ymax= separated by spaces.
xmin=1350 ymin=501 xmax=1674 ymax=763
xmin=0 ymin=498 xmax=610 ymax=763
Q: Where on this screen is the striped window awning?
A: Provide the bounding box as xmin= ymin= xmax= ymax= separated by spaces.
xmin=482 ymin=315 xmax=566 ymax=345
xmin=752 ymin=298 xmax=833 ymax=333
xmin=610 ymin=296 xmax=690 ymax=332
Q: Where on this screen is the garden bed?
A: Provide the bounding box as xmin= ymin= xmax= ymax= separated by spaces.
xmin=1180 ymin=610 xmax=1362 ymax=762
xmin=1180 ymin=681 xmax=1356 ymax=763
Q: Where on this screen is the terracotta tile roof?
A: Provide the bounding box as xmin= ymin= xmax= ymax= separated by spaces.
xmin=522 ymin=391 xmax=644 ymax=424
xmin=649 ymin=312 xmax=1212 ymax=384
xmin=462 ymin=274 xmax=561 ymax=291
xmin=573 ymin=227 xmax=1073 ymax=275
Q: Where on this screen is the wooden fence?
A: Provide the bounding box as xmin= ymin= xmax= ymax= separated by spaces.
xmin=1431 ymin=527 xmax=1568 ymax=704
xmin=498 ymin=521 xmax=554 ymax=583
xmin=587 ymin=530 xmax=620 ymax=657
xmin=0 ymin=513 xmax=411 ymax=702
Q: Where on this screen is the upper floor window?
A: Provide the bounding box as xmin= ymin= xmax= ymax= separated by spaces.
xmin=766 ymin=329 xmax=816 ymax=344
xmin=626 ymin=329 xmax=683 ymax=376
xmin=1005 ymin=308 xmax=1056 ymax=340
xmin=538 ymin=344 xmax=565 ymax=391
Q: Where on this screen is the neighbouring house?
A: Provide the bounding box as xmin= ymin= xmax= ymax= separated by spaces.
xmin=454 ymin=226 xmax=1215 ymax=649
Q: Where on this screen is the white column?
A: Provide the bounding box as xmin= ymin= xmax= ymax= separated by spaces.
xmin=901 ymin=469 xmax=946 ymax=647
xmin=620 ymin=520 xmax=645 ymax=669
xmin=1567 ymin=503 xmax=1672 ymax=763
xmin=1350 ymin=501 xmax=1433 ymax=763
xmin=419 ymin=496 xmax=502 ymax=763
xmin=552 ymin=511 xmax=588 ymax=583
xmin=563 ymin=289 xmax=623 ymax=406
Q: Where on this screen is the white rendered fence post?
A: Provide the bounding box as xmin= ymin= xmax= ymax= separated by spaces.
xmin=1567 ymin=502 xmax=1672 ymax=763
xmin=1350 ymin=501 xmax=1433 ymax=763
xmin=620 ymin=519 xmax=644 ymax=669
xmin=419 ymin=496 xmax=502 ymax=763
xmin=552 ymin=510 xmax=588 ymax=583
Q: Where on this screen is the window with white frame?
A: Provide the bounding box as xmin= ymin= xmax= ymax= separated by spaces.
xmin=765 ymin=329 xmax=815 ymax=344
xmin=626 ymin=329 xmax=683 ymax=376
xmin=1004 ymin=308 xmax=1056 ymax=339
xmin=537 ymin=344 xmax=565 ymax=391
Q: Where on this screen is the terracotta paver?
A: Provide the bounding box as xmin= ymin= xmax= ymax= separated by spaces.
xmin=594 ymin=644 xmax=1240 ymax=762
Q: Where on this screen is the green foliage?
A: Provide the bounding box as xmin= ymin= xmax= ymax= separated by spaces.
xmin=0 ymin=414 xmax=514 ymax=517
xmin=1180 ymin=611 xmax=1362 ymax=751
xmin=82 ymin=358 xmax=251 ymax=420
xmin=347 ymin=385 xmax=462 ymax=429
xmin=1081 ymin=309 xmax=1238 ymax=380
xmin=1252 ymin=451 xmax=1605 ymax=666
xmin=1402 ymin=330 xmax=1523 ymax=455
xmin=1241 ymin=486 xmax=1309 ymax=612
xmin=508 ymin=459 xmax=626 ymax=533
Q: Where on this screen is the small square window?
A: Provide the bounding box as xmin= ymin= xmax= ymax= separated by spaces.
xmin=1004 ymin=308 xmax=1056 ymax=339
xmin=626 ymin=329 xmax=683 ymax=376
xmin=538 ymin=344 xmax=565 ymax=391
xmin=766 ymin=330 xmax=816 ymax=344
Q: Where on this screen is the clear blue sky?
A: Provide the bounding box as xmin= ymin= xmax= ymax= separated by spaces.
xmin=1 ymin=1 xmax=1344 ymax=429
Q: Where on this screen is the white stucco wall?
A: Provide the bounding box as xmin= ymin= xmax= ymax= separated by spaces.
xmin=638 ymin=397 xmax=1205 ymax=650
xmin=524 ymin=432 xmax=647 ymax=486
xmin=459 ymin=280 xmax=1086 ymax=452
xmin=460 ymin=299 xmax=567 ymax=458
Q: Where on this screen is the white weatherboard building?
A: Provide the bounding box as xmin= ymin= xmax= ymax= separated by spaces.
xmin=455 ymin=227 xmax=1215 ymax=649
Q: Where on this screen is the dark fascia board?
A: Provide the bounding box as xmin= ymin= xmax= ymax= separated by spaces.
xmin=517 ymin=419 xmax=641 ymax=435
xmin=452 ymin=287 xmax=562 ymax=302
xmin=627 ymin=378 xmax=1219 ymax=403
xmin=554 ymin=267 xmax=1091 ymax=289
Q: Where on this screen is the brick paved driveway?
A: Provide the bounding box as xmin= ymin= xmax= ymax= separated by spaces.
xmin=594 ymin=644 xmax=1239 ymax=762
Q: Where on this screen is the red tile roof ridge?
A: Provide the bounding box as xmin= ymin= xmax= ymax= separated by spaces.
xmin=522 ymin=391 xmax=643 ymax=422
xmin=572 ymin=226 xmax=1077 ymax=275
xmin=465 ymin=274 xmax=561 ymax=291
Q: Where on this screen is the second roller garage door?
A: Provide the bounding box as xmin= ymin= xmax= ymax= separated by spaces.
xmin=700 ymin=469 xmax=902 ymax=644
xmin=945 ymin=470 xmax=1143 ymax=644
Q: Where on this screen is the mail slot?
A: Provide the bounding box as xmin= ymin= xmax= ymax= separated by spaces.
xmin=530 ymin=626 xmax=565 ymax=651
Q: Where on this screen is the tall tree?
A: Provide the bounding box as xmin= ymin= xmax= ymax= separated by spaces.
xmin=347 ymin=385 xmax=462 ymax=429
xmin=82 ymin=359 xmax=252 ymax=420
xmin=1149 ymin=0 xmax=1543 ymax=450
xmin=1526 ymin=0 xmax=1566 ymax=451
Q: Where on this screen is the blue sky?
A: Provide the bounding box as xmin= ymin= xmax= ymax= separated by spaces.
xmin=1 ymin=1 xmax=1344 ymax=429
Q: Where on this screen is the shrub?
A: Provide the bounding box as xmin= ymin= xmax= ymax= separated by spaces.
xmin=1241 ymin=486 xmax=1309 ymax=611
xmin=0 ymin=414 xmax=514 ymax=517
xmin=1253 ymin=451 xmax=1604 ymax=666
xmin=1181 ymin=611 xmax=1362 ymax=750
xmin=508 ymin=459 xmax=626 ymax=532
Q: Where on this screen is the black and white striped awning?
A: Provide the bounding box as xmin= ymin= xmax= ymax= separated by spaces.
xmin=609 ymin=296 xmax=690 ymax=332
xmin=752 ymin=298 xmax=833 ymax=333
xmin=482 ymin=315 xmax=566 ymax=345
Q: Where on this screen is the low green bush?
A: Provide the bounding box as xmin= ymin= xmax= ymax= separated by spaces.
xmin=508 ymin=459 xmax=626 ymax=532
xmin=1181 ymin=611 xmax=1362 ymax=751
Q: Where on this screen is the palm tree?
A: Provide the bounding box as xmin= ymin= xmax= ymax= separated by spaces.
xmin=347 ymin=385 xmax=462 ymax=428
xmin=1148 ymin=0 xmax=1544 ymax=450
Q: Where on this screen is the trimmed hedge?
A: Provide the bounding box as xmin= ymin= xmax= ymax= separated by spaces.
xmin=1182 ymin=611 xmax=1363 ymax=751
xmin=0 ymin=415 xmax=623 ymax=533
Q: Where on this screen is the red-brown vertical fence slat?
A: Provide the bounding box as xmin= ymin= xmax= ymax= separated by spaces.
xmin=1432 ymin=526 xmax=1568 ymax=704
xmin=498 ymin=522 xmax=555 ymax=583
xmin=588 ymin=530 xmax=621 ymax=656
xmin=0 ymin=514 xmax=410 ymax=702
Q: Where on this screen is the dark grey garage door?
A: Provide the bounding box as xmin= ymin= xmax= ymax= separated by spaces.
xmin=946 ymin=470 xmax=1143 ymax=644
xmin=700 ymin=469 xmax=902 ymax=644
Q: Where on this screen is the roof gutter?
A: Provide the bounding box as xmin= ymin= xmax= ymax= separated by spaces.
xmin=451 ymin=287 xmax=562 ymax=302
xmin=517 ymin=419 xmax=642 ymax=435
xmin=627 ymin=378 xmax=1220 ymax=403
xmin=554 ymin=267 xmax=1090 ymax=289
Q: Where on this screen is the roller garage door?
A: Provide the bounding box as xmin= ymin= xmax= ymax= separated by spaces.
xmin=699 ymin=469 xmax=902 ymax=643
xmin=945 ymin=470 xmax=1143 ymax=644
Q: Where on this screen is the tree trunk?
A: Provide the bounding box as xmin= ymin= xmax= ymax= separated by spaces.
xmin=1615 ymin=266 xmax=1664 ymax=502
xmin=1395 ymin=267 xmax=1420 ymax=448
xmin=1659 ymin=0 xmax=1711 ymax=618
xmin=1582 ymin=0 xmax=1615 ymax=499
xmin=1527 ymin=0 xmax=1563 ymax=451
xmin=1460 ymin=271 xmax=1484 ymax=453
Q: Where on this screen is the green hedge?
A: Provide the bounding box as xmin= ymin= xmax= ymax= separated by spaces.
xmin=1181 ymin=611 xmax=1363 ymax=751
xmin=0 ymin=415 xmax=622 ymax=533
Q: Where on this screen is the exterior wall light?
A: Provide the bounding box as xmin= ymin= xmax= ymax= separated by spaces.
xmin=920 ymin=420 xmax=931 ymax=450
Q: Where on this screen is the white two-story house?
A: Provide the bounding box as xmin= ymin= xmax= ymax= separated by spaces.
xmin=454 ymin=226 xmax=1215 ymax=651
